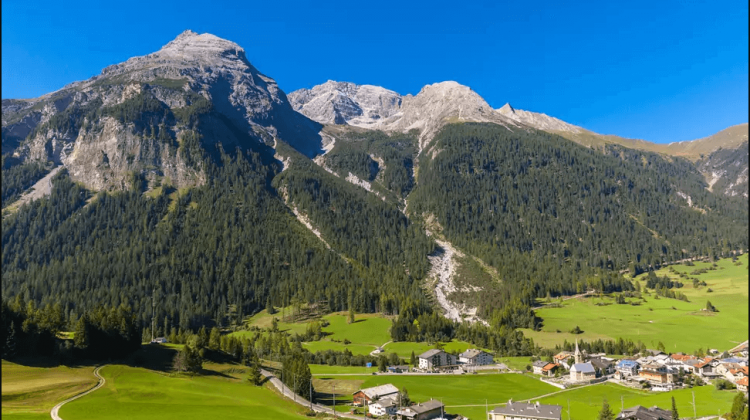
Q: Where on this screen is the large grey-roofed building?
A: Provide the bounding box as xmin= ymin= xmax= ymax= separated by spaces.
xmin=489 ymin=401 xmax=562 ymax=420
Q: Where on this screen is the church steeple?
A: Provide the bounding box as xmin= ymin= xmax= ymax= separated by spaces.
xmin=574 ymin=339 xmax=582 ymax=364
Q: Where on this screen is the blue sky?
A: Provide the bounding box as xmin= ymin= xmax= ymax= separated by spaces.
xmin=2 ymin=0 xmax=747 ymax=143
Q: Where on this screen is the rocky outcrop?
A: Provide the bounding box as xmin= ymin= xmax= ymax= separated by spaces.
xmin=497 ymin=103 xmax=584 ymax=134
xmin=288 ymin=81 xmax=401 ymax=127
xmin=2 ymin=30 xmax=323 ymax=192
xmin=291 ymin=80 xmax=517 ymax=154
xmin=696 ymin=141 xmax=749 ymax=198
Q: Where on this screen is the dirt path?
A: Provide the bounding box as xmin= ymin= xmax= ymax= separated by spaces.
xmin=261 ymin=368 xmax=364 ymax=419
xmin=50 ymin=365 xmax=105 ymax=420
xmin=370 ymin=341 xmax=392 ymax=356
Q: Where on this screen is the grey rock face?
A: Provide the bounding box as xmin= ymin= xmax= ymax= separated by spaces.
xmin=288 ymin=81 xmax=402 ymax=127
xmin=497 ymin=103 xmax=584 ymax=134
xmin=696 ymin=142 xmax=749 ymax=198
xmin=2 ymin=30 xmax=322 ymax=191
xmin=291 ymin=80 xmax=516 ymax=153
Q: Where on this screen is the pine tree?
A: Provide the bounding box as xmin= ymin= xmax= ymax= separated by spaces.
xmin=671 ymin=396 xmax=679 ymax=420
xmin=4 ymin=321 xmax=17 ymax=359
xmin=410 ymin=351 xmax=416 ymax=366
xmin=598 ymin=399 xmax=614 ymax=420
xmin=74 ymin=316 xmax=89 ymax=349
xmin=348 ymin=306 xmax=355 ymax=324
xmin=266 ymin=298 xmax=276 ymax=315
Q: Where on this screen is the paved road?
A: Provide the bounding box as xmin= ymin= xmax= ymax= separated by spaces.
xmin=50 ymin=365 xmax=106 ymax=420
xmin=260 ymin=368 xmax=365 ymax=419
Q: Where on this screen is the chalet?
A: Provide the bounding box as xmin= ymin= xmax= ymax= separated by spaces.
xmin=616 ymin=359 xmax=640 ymax=377
xmin=617 ymin=405 xmax=672 ymax=420
xmin=418 ymin=349 xmax=456 ymax=370
xmin=589 ymin=358 xmax=615 ymax=376
xmin=151 ymin=337 xmax=168 ymax=343
xmin=532 ymin=360 xmax=549 ymax=374
xmin=570 ymin=362 xmax=595 ymax=381
xmin=729 ymin=341 xmax=748 ymax=357
xmin=553 ymin=351 xmax=573 ymax=368
xmin=667 ymin=353 xmax=696 ymax=364
xmin=643 ymin=349 xmax=665 ymax=357
xmin=459 ymin=349 xmax=494 ymax=366
xmin=541 ymin=363 xmax=560 ymax=377
xmin=370 ymin=398 xmax=398 ymax=417
xmin=396 ymin=399 xmax=444 ymax=420
xmin=693 ymin=358 xmax=718 ymax=377
xmin=352 ymin=384 xmax=399 ymax=406
xmin=717 ymin=362 xmax=745 ymax=381
xmin=681 ymin=359 xmax=702 ymax=375
xmin=488 ymin=401 xmax=562 ymax=420
xmin=737 ymin=377 xmax=748 ymax=393
xmin=639 ymin=363 xmax=668 ymax=384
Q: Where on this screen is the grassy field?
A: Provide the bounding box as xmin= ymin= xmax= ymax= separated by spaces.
xmin=58 ymin=364 xmax=310 ymax=420
xmin=539 ymin=382 xmax=736 ymax=419
xmin=1 ymin=360 xmax=98 ymax=420
xmin=522 ymin=255 xmax=748 ymax=353
xmin=309 ymin=364 xmax=378 ymax=375
xmin=313 ymin=372 xmax=557 ymax=418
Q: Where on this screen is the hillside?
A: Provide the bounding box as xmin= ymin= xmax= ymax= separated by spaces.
xmin=1 ymin=30 xmax=747 ymax=334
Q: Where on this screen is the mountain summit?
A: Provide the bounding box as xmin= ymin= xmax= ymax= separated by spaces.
xmin=2 ymin=30 xmax=323 ymax=191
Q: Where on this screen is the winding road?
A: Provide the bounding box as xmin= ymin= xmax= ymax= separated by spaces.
xmin=50 ymin=365 xmax=106 ymax=420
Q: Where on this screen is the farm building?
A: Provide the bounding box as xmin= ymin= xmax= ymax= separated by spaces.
xmin=352 ymin=384 xmax=399 ymax=406
xmin=396 ymin=399 xmax=444 ymax=420
xmin=541 ymin=363 xmax=560 ymax=377
xmin=459 ymin=349 xmax=494 ymax=365
xmin=737 ymin=377 xmax=748 ymax=393
xmin=488 ymin=401 xmax=562 ymax=420
xmin=418 ymin=349 xmax=456 ymax=370
xmin=388 ymin=365 xmax=410 ymax=373
xmin=589 ymin=358 xmax=615 ymax=376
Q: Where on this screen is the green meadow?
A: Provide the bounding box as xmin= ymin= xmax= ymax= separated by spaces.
xmin=522 ymin=255 xmax=748 ymax=353
xmin=58 ymin=364 xmax=309 ymax=420
xmin=1 ymin=360 xmax=98 ymax=420
xmin=312 ymin=372 xmax=557 ymax=418
xmin=539 ymin=382 xmax=736 ymax=419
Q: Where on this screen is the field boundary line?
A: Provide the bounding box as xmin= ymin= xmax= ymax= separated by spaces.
xmin=50 ymin=365 xmax=106 ymax=420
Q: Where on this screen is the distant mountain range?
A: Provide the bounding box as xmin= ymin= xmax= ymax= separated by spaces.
xmin=1 ymin=31 xmax=747 ymax=328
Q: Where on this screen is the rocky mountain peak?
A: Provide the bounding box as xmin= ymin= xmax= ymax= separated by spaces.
xmin=498 ymin=103 xmax=516 ymax=115
xmin=287 ymin=81 xmax=401 ymax=127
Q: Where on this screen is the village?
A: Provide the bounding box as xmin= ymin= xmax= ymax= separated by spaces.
xmin=343 ymin=341 xmax=749 ymax=420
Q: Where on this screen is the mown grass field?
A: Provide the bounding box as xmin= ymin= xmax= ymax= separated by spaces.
xmin=1 ymin=360 xmax=98 ymax=420
xmin=58 ymin=364 xmax=309 ymax=420
xmin=539 ymin=382 xmax=736 ymax=419
xmin=522 ymin=255 xmax=748 ymax=353
xmin=313 ymin=372 xmax=557 ymax=418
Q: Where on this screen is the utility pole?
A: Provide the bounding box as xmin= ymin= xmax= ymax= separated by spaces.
xmin=691 ymin=391 xmax=697 ymax=419
xmin=567 ymin=400 xmax=571 ymax=420
xmin=333 ymin=383 xmax=336 ymax=418
xmin=293 ymin=374 xmax=296 ymax=402
xmin=309 ymin=380 xmax=313 ymax=412
xmin=621 ymin=395 xmax=624 ymax=412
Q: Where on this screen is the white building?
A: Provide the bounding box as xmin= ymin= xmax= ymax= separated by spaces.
xmin=369 ymin=398 xmax=398 ymax=417
xmin=459 ymin=349 xmax=494 ymax=365
xmin=418 ymin=349 xmax=456 ymax=370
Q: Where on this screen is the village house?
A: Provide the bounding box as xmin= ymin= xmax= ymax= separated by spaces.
xmin=729 ymin=341 xmax=748 ymax=357
xmin=639 ymin=363 xmax=669 ymax=384
xmin=370 ymin=398 xmax=398 ymax=417
xmin=488 ymin=401 xmax=562 ymax=420
xmin=570 ymin=362 xmax=596 ymax=381
xmin=737 ymin=377 xmax=748 ymax=393
xmin=553 ymin=351 xmax=573 ymax=369
xmin=616 ymin=359 xmax=640 ymax=377
xmin=532 ymin=360 xmax=549 ymax=375
xmin=667 ymin=353 xmax=696 ymax=365
xmin=396 ymin=399 xmax=444 ymax=420
xmin=589 ymin=357 xmax=615 ymax=376
xmin=418 ymin=349 xmax=456 ymax=370
xmin=459 ymin=349 xmax=494 ymax=366
xmin=717 ymin=362 xmax=745 ymax=381
xmin=617 ymin=405 xmax=672 ymax=420
xmin=352 ymin=384 xmax=400 ymax=406
xmin=542 ymin=363 xmax=560 ymax=377
xmin=151 ymin=337 xmax=168 ymax=343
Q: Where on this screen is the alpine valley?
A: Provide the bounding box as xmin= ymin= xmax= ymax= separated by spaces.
xmin=2 ymin=30 xmax=748 ymax=363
